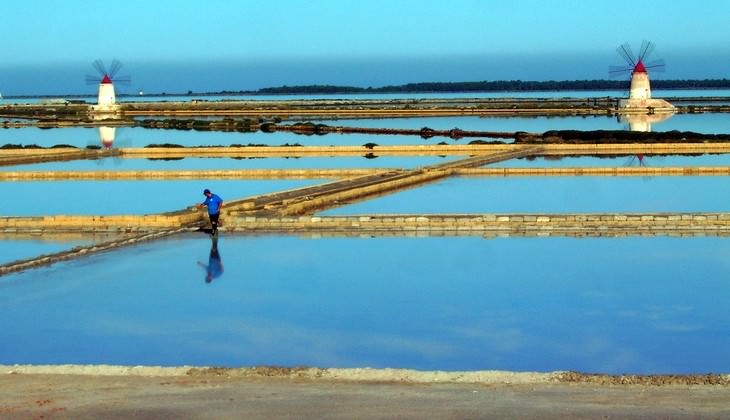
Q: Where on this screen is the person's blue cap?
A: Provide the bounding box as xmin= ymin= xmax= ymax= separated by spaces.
xmin=203 ymin=189 xmax=211 ymax=195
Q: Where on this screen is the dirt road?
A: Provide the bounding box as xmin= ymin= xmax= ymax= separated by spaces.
xmin=1 ymin=366 xmax=728 ymax=419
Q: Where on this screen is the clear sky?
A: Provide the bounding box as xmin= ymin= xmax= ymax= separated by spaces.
xmin=1 ymin=0 xmax=729 ymax=95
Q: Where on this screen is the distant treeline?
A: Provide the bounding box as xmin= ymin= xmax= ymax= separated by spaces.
xmin=11 ymin=78 xmax=730 ymax=99
xmin=249 ymin=79 xmax=730 ymax=95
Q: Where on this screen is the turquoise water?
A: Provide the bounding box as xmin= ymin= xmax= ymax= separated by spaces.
xmin=0 ymin=237 xmax=97 ymax=265
xmin=2 ymin=94 xmax=730 ymax=374
xmin=1 ymin=114 xmax=729 ymax=150
xmin=493 ymin=153 xmax=730 ymax=168
xmin=0 ymin=234 xmax=727 ymax=374
xmin=321 ymin=176 xmax=730 ymax=214
xmin=0 ymin=179 xmax=328 ymax=216
xmin=0 ymin=156 xmax=459 ymax=172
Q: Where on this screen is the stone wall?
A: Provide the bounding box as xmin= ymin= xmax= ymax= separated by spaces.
xmin=0 ymin=209 xmax=204 ymax=233
xmin=4 ymin=212 xmax=729 ymax=234
xmin=226 ymin=214 xmax=730 ymax=234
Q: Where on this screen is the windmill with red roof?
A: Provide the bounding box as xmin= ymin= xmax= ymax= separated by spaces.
xmin=86 ymin=59 xmax=130 ymax=111
xmin=609 ymin=41 xmax=674 ymax=112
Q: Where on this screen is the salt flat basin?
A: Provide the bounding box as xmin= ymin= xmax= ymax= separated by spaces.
xmin=316 ymin=113 xmax=730 ymax=134
xmin=1 ymin=113 xmax=729 ymax=149
xmin=0 ymin=156 xmax=460 ymax=172
xmin=0 ymin=236 xmax=105 ymax=265
xmin=0 ymin=233 xmax=727 ymax=374
xmin=491 ymin=153 xmax=730 ymax=168
xmin=321 ymin=176 xmax=730 ymax=215
xmin=0 ymin=179 xmax=329 ymax=216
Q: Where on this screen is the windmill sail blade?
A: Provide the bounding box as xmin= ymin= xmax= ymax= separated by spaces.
xmin=638 ymin=40 xmax=655 ymax=62
xmin=92 ymin=59 xmax=107 ymax=77
xmin=616 ymin=43 xmax=636 ymax=66
xmin=88 ymin=59 xmax=131 ymax=84
xmin=108 ymin=59 xmax=123 ymax=78
xmin=609 ymin=65 xmax=633 ymax=77
xmin=644 ymin=58 xmax=666 ymax=72
xmin=113 ymin=75 xmax=132 ymax=85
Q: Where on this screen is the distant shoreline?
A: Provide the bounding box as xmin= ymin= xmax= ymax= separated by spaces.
xmin=4 ymin=78 xmax=730 ymax=99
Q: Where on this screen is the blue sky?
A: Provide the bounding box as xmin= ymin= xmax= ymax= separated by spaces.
xmin=2 ymin=0 xmax=729 ymax=95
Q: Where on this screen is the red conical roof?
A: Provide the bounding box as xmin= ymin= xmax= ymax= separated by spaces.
xmin=633 ymin=60 xmax=647 ymax=73
xmin=101 ymin=74 xmax=112 ymax=84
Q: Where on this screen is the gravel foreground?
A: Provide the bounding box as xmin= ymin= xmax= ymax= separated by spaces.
xmin=1 ymin=365 xmax=729 ymax=419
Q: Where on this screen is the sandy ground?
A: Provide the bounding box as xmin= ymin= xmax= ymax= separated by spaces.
xmin=1 ymin=365 xmax=729 ymax=419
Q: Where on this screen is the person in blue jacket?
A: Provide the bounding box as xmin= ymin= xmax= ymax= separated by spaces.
xmin=198 ymin=189 xmax=223 ymax=235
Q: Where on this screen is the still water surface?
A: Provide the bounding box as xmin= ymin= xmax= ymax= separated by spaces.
xmin=322 ymin=176 xmax=730 ymax=214
xmin=0 ymin=179 xmax=327 ymax=216
xmin=0 ymin=113 xmax=728 ymax=149
xmin=0 ymin=237 xmax=96 ymax=265
xmin=0 ymin=156 xmax=457 ymax=172
xmin=0 ymin=234 xmax=727 ymax=374
xmin=494 ymin=153 xmax=730 ymax=168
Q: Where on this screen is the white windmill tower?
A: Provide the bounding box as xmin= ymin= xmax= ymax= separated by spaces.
xmin=609 ymin=41 xmax=674 ymax=113
xmin=86 ymin=59 xmax=130 ymax=115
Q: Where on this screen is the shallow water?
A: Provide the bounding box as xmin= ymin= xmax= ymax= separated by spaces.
xmin=1 ymin=113 xmax=729 ymax=150
xmin=321 ymin=176 xmax=730 ymax=214
xmin=0 ymin=156 xmax=459 ymax=172
xmin=2 ymin=95 xmax=730 ymax=374
xmin=0 ymin=179 xmax=328 ymax=216
xmin=0 ymin=233 xmax=727 ymax=374
xmin=493 ymin=153 xmax=730 ymax=168
xmin=0 ymin=237 xmax=95 ymax=265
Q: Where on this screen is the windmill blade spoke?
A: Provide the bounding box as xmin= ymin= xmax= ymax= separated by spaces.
xmin=108 ymin=59 xmax=123 ymax=78
xmin=610 ymin=41 xmax=665 ymax=77
xmin=92 ymin=59 xmax=107 ymax=76
xmin=85 ymin=74 xmax=101 ymax=84
xmin=115 ymin=75 xmax=132 ymax=85
xmin=616 ymin=43 xmax=635 ymax=66
xmin=638 ymin=40 xmax=655 ymax=61
xmin=609 ymin=65 xmax=632 ymax=77
xmin=644 ymin=58 xmax=666 ymax=71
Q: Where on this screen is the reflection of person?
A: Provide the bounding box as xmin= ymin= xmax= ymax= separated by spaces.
xmin=198 ymin=189 xmax=223 ymax=235
xmin=198 ymin=237 xmax=223 ymax=283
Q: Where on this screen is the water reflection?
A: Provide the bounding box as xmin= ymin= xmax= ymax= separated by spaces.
xmin=198 ymin=237 xmax=223 ymax=283
xmin=619 ymin=113 xmax=674 ymax=133
xmin=98 ymin=126 xmax=116 ymax=148
xmin=620 ymin=112 xmax=674 ymax=169
xmin=0 ymin=234 xmax=728 ymax=374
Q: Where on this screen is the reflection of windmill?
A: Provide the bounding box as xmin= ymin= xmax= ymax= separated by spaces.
xmin=86 ymin=59 xmax=130 ymax=110
xmin=626 ymin=154 xmax=648 ymax=167
xmin=618 ymin=113 xmax=674 ymax=132
xmin=98 ymin=126 xmax=117 ymax=149
xmin=609 ymin=41 xmax=674 ymax=112
xmin=625 ymin=152 xmax=665 ymax=168
xmin=87 ymin=127 xmax=132 ymax=165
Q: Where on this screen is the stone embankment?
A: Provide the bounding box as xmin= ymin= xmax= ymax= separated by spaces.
xmin=223 ymin=214 xmax=730 ymax=236
xmin=0 ymin=228 xmax=189 ymax=276
xmin=0 ymin=207 xmax=204 ymax=233
xmin=3 ymin=166 xmax=730 ymax=181
xmin=3 ymin=213 xmax=729 ymax=237
xmin=0 ymin=147 xmax=110 ymax=166
xmin=5 ymin=142 xmax=730 ymax=165
xmin=5 ymin=141 xmax=730 ymax=275
xmin=0 ymin=169 xmax=385 ymax=180
xmin=2 ymin=98 xmax=729 ymax=125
